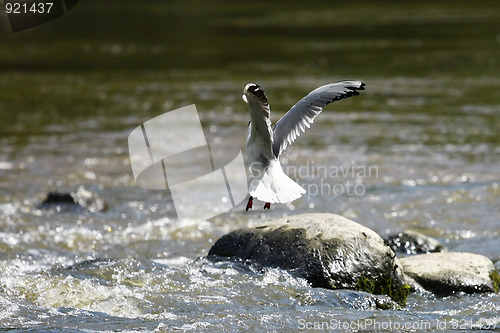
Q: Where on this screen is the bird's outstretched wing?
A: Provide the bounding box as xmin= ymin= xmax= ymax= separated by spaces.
xmin=272 ymin=81 xmax=365 ymax=157
xmin=243 ymin=83 xmax=274 ymax=156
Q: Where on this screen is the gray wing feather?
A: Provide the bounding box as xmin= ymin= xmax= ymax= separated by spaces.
xmin=245 ymin=84 xmax=275 ymax=157
xmin=272 ymin=80 xmax=365 ymax=157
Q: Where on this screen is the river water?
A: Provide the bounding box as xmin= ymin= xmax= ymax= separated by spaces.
xmin=1 ymin=1 xmax=499 ymax=332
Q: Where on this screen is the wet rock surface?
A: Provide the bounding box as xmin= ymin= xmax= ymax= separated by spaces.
xmin=39 ymin=185 xmax=107 ymax=212
xmin=384 ymin=230 xmax=445 ymax=255
xmin=208 ymin=213 xmax=409 ymax=305
xmin=399 ymin=252 xmax=499 ymax=296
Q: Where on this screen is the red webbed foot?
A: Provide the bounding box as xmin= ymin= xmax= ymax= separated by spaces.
xmin=246 ymin=196 xmax=253 ymax=211
xmin=263 ymin=202 xmax=271 ymax=210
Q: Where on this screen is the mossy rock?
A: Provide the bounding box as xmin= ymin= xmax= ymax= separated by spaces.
xmin=489 ymin=269 xmax=500 ymax=293
xmin=208 ymin=213 xmax=409 ymax=306
xmin=356 ymin=275 xmax=410 ymax=307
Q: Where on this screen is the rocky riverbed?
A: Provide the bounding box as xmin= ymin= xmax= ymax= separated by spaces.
xmin=208 ymin=213 xmax=499 ymax=307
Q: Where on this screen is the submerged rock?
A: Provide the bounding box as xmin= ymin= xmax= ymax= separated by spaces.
xmin=39 ymin=185 xmax=107 ymax=213
xmin=399 ymin=252 xmax=499 ymax=295
xmin=384 ymin=230 xmax=445 ymax=255
xmin=41 ymin=192 xmax=77 ymax=205
xmin=208 ymin=213 xmax=410 ymax=306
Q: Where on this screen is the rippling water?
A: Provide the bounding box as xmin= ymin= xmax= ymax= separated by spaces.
xmin=1 ymin=1 xmax=500 ymax=331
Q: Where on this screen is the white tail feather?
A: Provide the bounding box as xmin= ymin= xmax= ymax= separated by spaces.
xmin=249 ymin=160 xmax=305 ymax=203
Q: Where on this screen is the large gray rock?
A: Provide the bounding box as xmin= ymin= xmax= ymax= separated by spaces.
xmin=208 ymin=213 xmax=409 ymax=306
xmin=399 ymin=252 xmax=500 ymax=295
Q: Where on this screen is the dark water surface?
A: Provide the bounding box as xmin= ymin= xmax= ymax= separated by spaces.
xmin=1 ymin=1 xmax=500 ymax=331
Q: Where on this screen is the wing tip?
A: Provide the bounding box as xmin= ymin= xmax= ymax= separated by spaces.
xmin=244 ymin=83 xmax=260 ymax=92
xmin=244 ymin=82 xmax=269 ymax=106
xmin=340 ymin=80 xmax=366 ymax=97
xmin=344 ymin=80 xmax=366 ymax=91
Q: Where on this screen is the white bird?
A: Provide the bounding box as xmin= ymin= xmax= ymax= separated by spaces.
xmin=242 ymin=81 xmax=365 ymax=210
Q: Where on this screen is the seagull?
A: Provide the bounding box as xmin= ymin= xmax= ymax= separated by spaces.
xmin=242 ymin=81 xmax=365 ymax=211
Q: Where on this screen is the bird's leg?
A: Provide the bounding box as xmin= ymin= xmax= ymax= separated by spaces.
xmin=263 ymin=202 xmax=271 ymax=210
xmin=246 ymin=196 xmax=253 ymax=211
